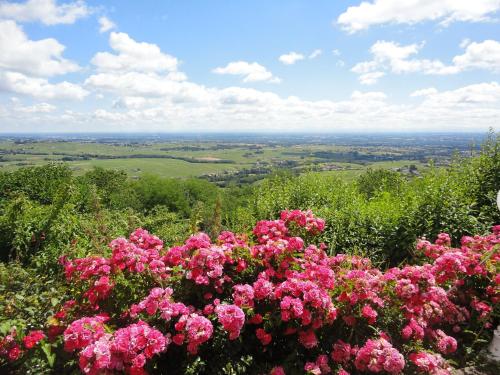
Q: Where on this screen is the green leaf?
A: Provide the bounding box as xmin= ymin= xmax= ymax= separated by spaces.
xmin=41 ymin=342 xmax=56 ymax=368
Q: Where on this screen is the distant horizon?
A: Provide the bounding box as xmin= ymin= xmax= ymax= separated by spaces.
xmin=0 ymin=130 xmax=491 ymax=136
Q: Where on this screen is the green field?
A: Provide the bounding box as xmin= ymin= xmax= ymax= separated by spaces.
xmin=0 ymin=136 xmax=451 ymax=182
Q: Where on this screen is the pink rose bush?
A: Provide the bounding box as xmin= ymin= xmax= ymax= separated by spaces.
xmin=1 ymin=211 xmax=498 ymax=374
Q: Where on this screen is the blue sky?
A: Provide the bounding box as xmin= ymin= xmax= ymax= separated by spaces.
xmin=1 ymin=0 xmax=500 ymax=132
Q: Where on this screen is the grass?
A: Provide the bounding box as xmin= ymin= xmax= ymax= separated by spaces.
xmin=67 ymin=158 xmax=240 ymax=178
xmin=0 ymin=140 xmax=433 ymax=180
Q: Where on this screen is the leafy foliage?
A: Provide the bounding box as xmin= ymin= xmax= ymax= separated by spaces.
xmin=0 ymin=134 xmax=498 ymax=374
xmin=0 ymin=211 xmax=498 ymax=374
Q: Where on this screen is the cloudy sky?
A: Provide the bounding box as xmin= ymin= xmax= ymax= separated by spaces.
xmin=1 ymin=0 xmax=500 ymax=133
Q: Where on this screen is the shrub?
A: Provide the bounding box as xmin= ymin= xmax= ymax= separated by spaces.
xmin=1 ymin=210 xmax=497 ymax=374
xmin=0 ymin=164 xmax=72 ymax=205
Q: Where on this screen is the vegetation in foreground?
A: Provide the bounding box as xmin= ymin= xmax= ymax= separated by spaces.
xmin=0 ymin=133 xmax=498 ymax=373
xmin=0 ymin=210 xmax=498 ymax=374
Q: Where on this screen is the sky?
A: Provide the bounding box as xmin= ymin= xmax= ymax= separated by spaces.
xmin=0 ymin=0 xmax=500 ymax=133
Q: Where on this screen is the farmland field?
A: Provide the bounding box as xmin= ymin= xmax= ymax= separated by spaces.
xmin=0 ymin=133 xmax=485 ymax=183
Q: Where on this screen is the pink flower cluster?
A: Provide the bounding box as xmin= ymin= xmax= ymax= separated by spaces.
xmin=110 ymin=234 xmax=163 ymax=275
xmin=130 ymin=287 xmax=189 ymax=321
xmin=253 ymin=219 xmax=289 ymax=244
xmin=331 ymin=340 xmax=354 ymax=365
xmin=60 ymin=229 xmax=169 ymax=308
xmin=67 ymin=319 xmax=167 ymax=375
xmin=164 ymin=232 xmax=236 ymax=290
xmin=281 ymin=209 xmax=326 ymax=234
xmin=215 ymin=304 xmax=245 ymax=340
xmin=0 ymin=329 xmax=22 ymax=362
xmin=13 ymin=210 xmax=497 ymax=374
xmin=173 ymin=313 xmax=213 ymax=354
xmin=64 ymin=315 xmax=109 ymax=352
xmin=60 ymin=256 xmax=111 ymax=281
xmin=276 ymin=274 xmax=337 ymax=331
xmin=409 ymin=352 xmax=453 ymax=374
xmin=304 ymin=354 xmax=331 ymax=374
xmin=354 ymin=337 xmax=405 ymax=374
xmin=131 ymin=288 xmax=214 ymax=355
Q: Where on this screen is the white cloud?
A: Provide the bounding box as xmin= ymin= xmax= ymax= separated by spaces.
xmin=85 ymin=33 xmax=215 ymax=107
xmin=14 ymin=102 xmax=56 ymax=113
xmin=309 ymin=49 xmax=322 ymax=59
xmin=337 ymin=0 xmax=500 ymax=33
xmin=0 ymin=0 xmax=89 ymax=25
xmin=98 ymin=16 xmax=115 ymax=33
xmin=85 ymin=71 xmax=208 ymax=102
xmin=0 ymin=71 xmax=88 ymax=100
xmin=410 ymin=87 xmax=438 ymax=97
xmin=351 ymin=39 xmax=500 ymax=84
xmin=418 ymin=82 xmax=500 ymax=105
xmin=0 ymin=20 xmax=80 ymax=77
xmin=332 ymin=49 xmax=341 ymax=56
xmin=359 ymin=71 xmax=385 ymax=85
xmin=0 ymin=20 xmax=85 ymax=101
xmin=91 ymin=32 xmax=178 ymax=73
xmin=279 ymin=52 xmax=305 ymax=65
xmin=452 ymin=40 xmax=500 ymax=72
xmin=356 ymin=40 xmax=456 ymax=76
xmin=212 ymin=61 xmax=280 ymax=83
xmin=79 ymin=77 xmax=500 ymax=132
xmin=1 ymin=24 xmax=499 ymax=133
xmin=4 ymin=81 xmax=500 ymax=132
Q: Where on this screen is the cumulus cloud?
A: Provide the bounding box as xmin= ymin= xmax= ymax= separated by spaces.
xmin=98 ymin=16 xmax=115 ymax=33
xmin=4 ymin=80 xmax=500 ymax=132
xmin=85 ymin=71 xmax=208 ymax=102
xmin=0 ymin=71 xmax=88 ymax=100
xmin=91 ymin=32 xmax=178 ymax=73
xmin=352 ymin=39 xmax=500 ymax=84
xmin=279 ymin=52 xmax=305 ymax=65
xmin=1 ymin=22 xmax=498 ymax=133
xmin=0 ymin=20 xmax=86 ymax=101
xmin=80 ymin=78 xmax=500 ymax=132
xmin=0 ymin=20 xmax=80 ymax=77
xmin=212 ymin=61 xmax=280 ymax=83
xmin=86 ymin=34 xmax=209 ymax=104
xmin=337 ymin=0 xmax=500 ymax=33
xmin=452 ymin=39 xmax=500 ymax=72
xmin=0 ymin=0 xmax=90 ymax=25
xmin=418 ymin=82 xmax=500 ymax=105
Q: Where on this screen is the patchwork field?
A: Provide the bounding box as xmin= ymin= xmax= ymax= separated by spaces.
xmin=0 ymin=133 xmax=484 ymax=183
